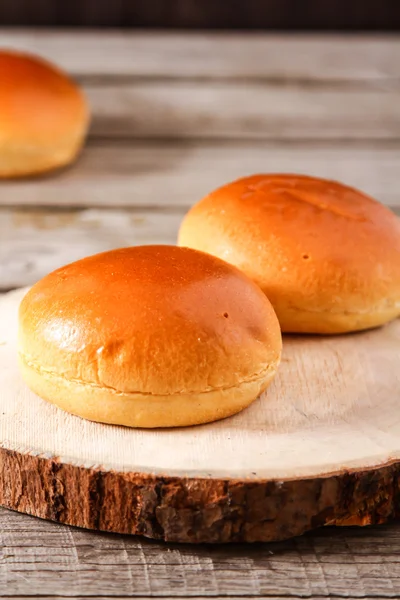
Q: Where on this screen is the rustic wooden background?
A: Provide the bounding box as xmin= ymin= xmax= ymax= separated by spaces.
xmin=1 ymin=31 xmax=399 ymax=292
xmin=1 ymin=27 xmax=400 ymax=598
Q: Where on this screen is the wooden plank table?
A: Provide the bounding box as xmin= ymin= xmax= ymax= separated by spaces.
xmin=1 ymin=29 xmax=400 ymax=598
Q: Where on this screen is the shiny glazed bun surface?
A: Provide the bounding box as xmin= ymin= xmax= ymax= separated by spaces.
xmin=18 ymin=245 xmax=282 ymax=428
xmin=0 ymin=50 xmax=89 ymax=177
xmin=178 ymin=174 xmax=400 ymax=333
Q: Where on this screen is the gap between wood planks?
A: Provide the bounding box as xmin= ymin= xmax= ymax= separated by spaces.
xmin=75 ymin=73 xmax=400 ymax=90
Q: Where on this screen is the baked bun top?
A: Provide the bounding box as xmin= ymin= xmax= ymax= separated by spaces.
xmin=0 ymin=50 xmax=88 ymax=147
xmin=18 ymin=246 xmax=282 ymax=397
xmin=178 ymin=174 xmax=400 ymax=331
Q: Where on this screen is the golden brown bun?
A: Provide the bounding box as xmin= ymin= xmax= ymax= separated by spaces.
xmin=18 ymin=246 xmax=282 ymax=428
xmin=0 ymin=50 xmax=89 ymax=177
xmin=178 ymin=174 xmax=400 ymax=334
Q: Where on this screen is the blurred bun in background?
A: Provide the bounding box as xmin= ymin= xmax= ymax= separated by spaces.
xmin=0 ymin=50 xmax=89 ymax=177
xmin=178 ymin=174 xmax=400 ymax=334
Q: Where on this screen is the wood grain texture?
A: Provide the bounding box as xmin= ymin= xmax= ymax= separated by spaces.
xmin=1 ymin=507 xmax=400 ymax=597
xmin=0 ymin=207 xmax=182 ymax=289
xmin=83 ymin=83 xmax=400 ymax=140
xmin=1 ymin=31 xmax=399 ymax=81
xmin=0 ymin=141 xmax=399 ymax=209
xmin=1 ymin=289 xmax=400 ymax=543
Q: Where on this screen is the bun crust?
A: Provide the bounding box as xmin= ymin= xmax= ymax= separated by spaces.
xmin=178 ymin=174 xmax=400 ymax=334
xmin=18 ymin=246 xmax=282 ymax=428
xmin=0 ymin=50 xmax=89 ymax=177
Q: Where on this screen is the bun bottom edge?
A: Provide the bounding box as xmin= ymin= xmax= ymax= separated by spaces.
xmin=18 ymin=358 xmax=279 ymax=428
xmin=274 ymin=303 xmax=400 ymax=334
xmin=0 ymin=129 xmax=87 ymax=178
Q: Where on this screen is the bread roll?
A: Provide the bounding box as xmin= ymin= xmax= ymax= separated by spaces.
xmin=178 ymin=174 xmax=400 ymax=334
xmin=18 ymin=246 xmax=282 ymax=428
xmin=0 ymin=50 xmax=89 ymax=177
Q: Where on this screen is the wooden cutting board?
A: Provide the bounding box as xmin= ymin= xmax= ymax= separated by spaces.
xmin=1 ymin=288 xmax=400 ymax=544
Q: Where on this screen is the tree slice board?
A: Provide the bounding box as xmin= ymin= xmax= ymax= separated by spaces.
xmin=0 ymin=288 xmax=400 ymax=544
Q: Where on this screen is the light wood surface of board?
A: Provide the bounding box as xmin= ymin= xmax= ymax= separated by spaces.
xmin=2 ymin=288 xmax=400 ymax=481
xmin=0 ymin=28 xmax=399 ymax=597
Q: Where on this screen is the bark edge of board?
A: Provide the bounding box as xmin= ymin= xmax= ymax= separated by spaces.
xmin=1 ymin=448 xmax=398 ymax=543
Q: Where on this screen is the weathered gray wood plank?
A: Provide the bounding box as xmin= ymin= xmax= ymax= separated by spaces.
xmin=1 ymin=508 xmax=400 ymax=597
xmin=0 ymin=207 xmax=183 ymax=289
xmin=0 ymin=30 xmax=398 ymax=82
xmin=84 ymin=83 xmax=400 ymax=140
xmin=1 ymin=32 xmax=399 ymax=140
xmin=0 ymin=141 xmax=399 ymax=209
